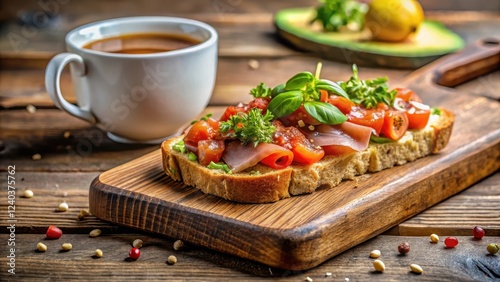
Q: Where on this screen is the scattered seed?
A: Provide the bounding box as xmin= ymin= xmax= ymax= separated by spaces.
xmin=63 ymin=131 xmax=71 ymax=139
xmin=173 ymin=240 xmax=184 ymax=251
xmin=430 ymin=234 xmax=439 ymax=243
xmin=55 ymin=184 xmax=59 ymax=188
xmin=32 ymin=154 xmax=42 ymax=160
xmin=305 ymin=277 xmax=313 ymax=282
xmin=308 ymin=125 xmax=315 ymax=131
xmin=89 ymin=229 xmax=101 ymax=238
xmin=370 ymin=249 xmax=381 ymax=258
xmin=398 ymin=242 xmax=411 ymax=255
xmin=58 ymin=202 xmax=69 ymax=212
xmin=344 ymin=278 xmax=350 ymax=282
xmin=248 ymin=59 xmax=259 ymax=70
xmin=473 ymin=226 xmax=485 ymax=239
xmin=132 ymin=239 xmax=143 ymax=248
xmin=23 ymin=190 xmax=34 ymax=198
xmin=129 ymin=247 xmax=140 ymax=260
xmin=325 ymin=272 xmax=332 ymax=277
xmin=62 ymin=191 xmax=68 ymax=197
xmin=95 ymin=249 xmax=103 ymax=258
xmin=410 ymin=264 xmax=423 ymax=274
xmin=61 ymin=243 xmax=72 ymax=251
xmin=373 ymin=259 xmax=385 ymax=272
xmin=80 ymin=209 xmax=91 ymax=216
xmin=444 ymin=237 xmax=459 ymax=248
xmin=26 ymin=104 xmax=37 ymax=114
xmin=37 ymin=242 xmax=47 ymax=252
xmin=167 ymin=255 xmax=177 ymax=265
xmin=487 ymin=243 xmax=499 ymax=255
xmin=77 ymin=213 xmax=85 ymax=221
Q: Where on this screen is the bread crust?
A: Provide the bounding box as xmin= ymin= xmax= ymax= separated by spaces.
xmin=162 ymin=108 xmax=454 ymax=203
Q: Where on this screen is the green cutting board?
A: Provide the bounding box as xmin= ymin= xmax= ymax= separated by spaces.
xmin=275 ymin=8 xmax=464 ymax=69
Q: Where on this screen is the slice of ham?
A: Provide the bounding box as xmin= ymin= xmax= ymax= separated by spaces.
xmin=222 ymin=141 xmax=293 ymax=173
xmin=301 ymin=122 xmax=374 ymax=152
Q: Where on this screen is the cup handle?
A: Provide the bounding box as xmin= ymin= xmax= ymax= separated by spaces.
xmin=45 ymin=53 xmax=96 ymax=124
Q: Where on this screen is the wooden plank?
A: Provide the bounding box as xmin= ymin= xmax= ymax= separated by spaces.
xmin=1 ymin=57 xmax=412 ymax=108
xmin=0 ymin=171 xmax=120 ymax=233
xmin=1 ymin=234 xmax=498 ymax=280
xmin=399 ymin=172 xmax=500 ymax=236
xmin=1 ymin=10 xmax=499 ymax=68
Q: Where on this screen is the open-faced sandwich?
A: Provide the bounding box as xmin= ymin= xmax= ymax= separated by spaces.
xmin=162 ymin=64 xmax=454 ymax=203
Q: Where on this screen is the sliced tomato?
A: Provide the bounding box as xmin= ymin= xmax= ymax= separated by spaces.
xmin=291 ymin=142 xmax=325 ymax=164
xmin=322 ymin=145 xmax=356 ymax=156
xmin=395 ymin=87 xmax=422 ymax=103
xmin=281 ymin=105 xmax=319 ymax=126
xmin=395 ymin=88 xmax=430 ymax=129
xmin=248 ymin=98 xmax=270 ymax=113
xmin=327 ymin=95 xmax=356 ymax=114
xmin=220 ymin=105 xmax=247 ymax=121
xmin=260 ymin=150 xmax=294 ymax=169
xmin=347 ymin=106 xmax=385 ymax=135
xmin=320 ymin=90 xmax=329 ymax=102
xmin=380 ymin=110 xmax=409 ymax=140
xmin=184 ymin=118 xmax=220 ymax=144
xmin=197 ymin=139 xmax=225 ymax=166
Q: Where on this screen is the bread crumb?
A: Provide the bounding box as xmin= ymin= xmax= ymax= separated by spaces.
xmin=173 ymin=240 xmax=184 ymax=251
xmin=167 ymin=255 xmax=177 ymax=265
xmin=32 ymin=154 xmax=41 ymax=160
xmin=298 ymin=120 xmax=305 ymax=127
xmin=308 ymin=125 xmax=315 ymax=131
xmin=63 ymin=131 xmax=71 ymax=139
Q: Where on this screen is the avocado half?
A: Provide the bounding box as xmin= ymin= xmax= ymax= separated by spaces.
xmin=275 ymin=8 xmax=464 ymax=69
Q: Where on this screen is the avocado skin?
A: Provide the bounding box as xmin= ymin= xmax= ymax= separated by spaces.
xmin=275 ymin=8 xmax=464 ymax=69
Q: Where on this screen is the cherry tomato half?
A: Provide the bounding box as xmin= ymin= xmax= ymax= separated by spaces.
xmin=347 ymin=106 xmax=385 ymax=135
xmin=322 ymin=145 xmax=356 ymax=156
xmin=380 ymin=110 xmax=409 ymax=140
xmin=395 ymin=88 xmax=430 ymax=130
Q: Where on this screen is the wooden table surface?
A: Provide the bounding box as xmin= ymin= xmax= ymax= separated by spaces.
xmin=1 ymin=1 xmax=499 ymax=281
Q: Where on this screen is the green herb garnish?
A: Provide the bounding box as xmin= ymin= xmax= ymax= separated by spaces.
xmin=431 ymin=107 xmax=442 ymax=116
xmin=173 ymin=140 xmax=187 ymax=153
xmin=340 ymin=64 xmax=397 ymax=109
xmin=191 ymin=113 xmax=213 ymax=124
xmin=219 ymin=108 xmax=276 ymax=147
xmin=250 ymin=82 xmax=272 ymax=98
xmin=207 ymin=162 xmax=232 ymax=174
xmin=370 ymin=135 xmax=394 ymax=144
xmin=188 ymin=152 xmax=197 ymax=161
xmin=266 ymin=62 xmax=348 ymax=125
xmin=311 ymin=0 xmax=368 ymax=32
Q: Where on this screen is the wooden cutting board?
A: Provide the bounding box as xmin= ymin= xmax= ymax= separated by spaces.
xmin=274 ymin=8 xmax=464 ymax=69
xmin=89 ymin=39 xmax=500 ymax=270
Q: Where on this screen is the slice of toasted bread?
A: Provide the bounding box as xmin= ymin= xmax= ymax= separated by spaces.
xmin=162 ymin=108 xmax=454 ymax=203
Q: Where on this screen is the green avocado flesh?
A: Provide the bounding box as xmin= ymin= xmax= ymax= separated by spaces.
xmin=275 ymin=8 xmax=464 ymax=63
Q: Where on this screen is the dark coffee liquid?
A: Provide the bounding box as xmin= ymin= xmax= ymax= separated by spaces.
xmin=83 ymin=33 xmax=200 ymax=54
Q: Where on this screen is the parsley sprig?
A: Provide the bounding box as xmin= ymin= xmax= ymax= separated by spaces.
xmin=311 ymin=0 xmax=368 ymax=32
xmin=219 ymin=108 xmax=276 ymax=147
xmin=265 ymin=62 xmax=348 ymax=125
xmin=340 ymin=65 xmax=397 ymax=109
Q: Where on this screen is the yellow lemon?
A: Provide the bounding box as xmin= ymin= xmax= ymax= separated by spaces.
xmin=365 ymin=0 xmax=424 ymax=42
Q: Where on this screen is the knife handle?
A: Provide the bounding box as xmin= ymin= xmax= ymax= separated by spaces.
xmin=433 ymin=38 xmax=500 ymax=87
xmin=401 ymin=38 xmax=500 ymax=91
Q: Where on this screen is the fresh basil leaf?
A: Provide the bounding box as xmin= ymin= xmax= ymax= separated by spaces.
xmin=285 ymin=72 xmax=314 ymax=90
xmin=271 ymin=83 xmax=286 ymax=98
xmin=303 ymin=101 xmax=347 ymax=125
xmin=370 ymin=135 xmax=394 ymax=144
xmin=317 ymin=79 xmax=350 ymax=99
xmin=431 ymin=107 xmax=441 ymax=116
xmin=267 ymin=91 xmax=303 ymax=118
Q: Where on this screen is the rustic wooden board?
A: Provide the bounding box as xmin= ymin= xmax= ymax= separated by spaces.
xmin=88 ymin=41 xmax=500 ymax=270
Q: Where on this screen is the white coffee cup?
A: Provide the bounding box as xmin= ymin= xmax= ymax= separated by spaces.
xmin=45 ymin=17 xmax=218 ymax=143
